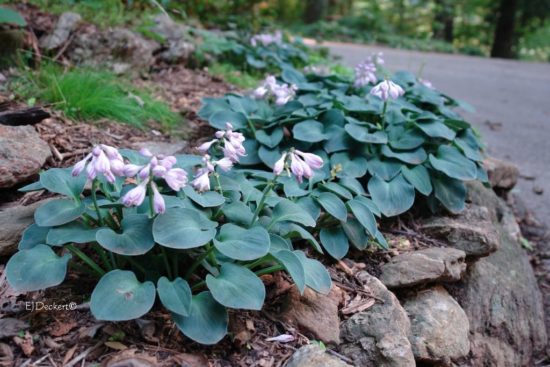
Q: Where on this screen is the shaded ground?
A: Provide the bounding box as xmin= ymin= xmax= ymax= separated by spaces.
xmin=324 ymin=41 xmax=550 ymax=227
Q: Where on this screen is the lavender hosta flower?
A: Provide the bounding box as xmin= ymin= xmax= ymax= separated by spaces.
xmin=252 ymin=85 xmax=269 ymax=99
xmin=274 ymin=150 xmax=323 ymax=183
xmin=123 ymin=164 xmax=142 ymax=177
xmin=215 ymin=157 xmax=233 ymax=172
xmin=122 ymin=181 xmax=148 ymax=207
xmin=295 ymin=150 xmax=323 ymax=170
xmin=197 ymin=139 xmax=218 ymax=154
xmin=252 ymin=76 xmax=297 ymax=106
xmin=164 ymin=168 xmax=188 ymax=191
xmin=72 ymin=144 xmax=124 ymax=184
xmin=273 ymin=153 xmax=287 ymax=176
xmin=250 ymin=31 xmax=282 ymax=47
xmin=151 ymin=182 xmax=166 ymax=214
xmin=71 ymin=153 xmax=91 ymax=176
xmin=192 ymin=168 xmax=211 ymax=192
xmin=354 ymin=60 xmax=377 ymax=88
xmin=419 ymin=78 xmax=434 ymax=89
xmin=370 ymin=80 xmax=405 ymax=101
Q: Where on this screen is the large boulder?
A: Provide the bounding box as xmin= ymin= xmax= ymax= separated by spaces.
xmin=339 ymin=272 xmax=415 ymax=367
xmin=0 ymin=125 xmax=51 ymax=188
xmin=285 ymin=345 xmax=351 ymax=367
xmin=151 ymin=15 xmax=195 ymax=63
xmin=420 ymin=204 xmax=499 ymax=257
xmin=278 ymin=286 xmax=342 ymax=345
xmin=483 ymin=156 xmax=519 ymax=191
xmin=380 ymin=247 xmax=466 ymax=289
xmin=449 ymin=182 xmax=547 ymax=366
xmin=403 ymin=286 xmax=470 ymax=365
xmin=39 ymin=12 xmax=81 ymax=50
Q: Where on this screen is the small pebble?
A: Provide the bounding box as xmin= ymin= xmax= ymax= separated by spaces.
xmin=533 ymin=185 xmax=544 ymax=195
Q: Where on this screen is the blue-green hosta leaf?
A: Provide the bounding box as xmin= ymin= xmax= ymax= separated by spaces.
xmin=416 ymin=119 xmax=456 ymax=140
xmin=6 ymin=245 xmax=71 ymax=292
xmin=157 ymin=277 xmax=192 ymax=316
xmin=389 ymin=129 xmax=425 ymax=150
xmin=40 ymin=168 xmax=86 ymax=200
xmin=330 ymin=152 xmax=368 ymax=178
xmin=0 ymin=7 xmax=27 ymax=26
xmin=374 ymin=230 xmax=389 ymax=249
xmin=432 ymin=175 xmax=467 ymax=213
xmin=402 ymin=165 xmax=433 ymax=196
xmin=296 ymin=196 xmax=321 ymax=221
xmin=320 ymin=182 xmax=352 ymax=200
xmin=476 ymin=164 xmax=489 ymax=183
xmin=338 ymin=177 xmax=366 ymax=196
xmin=280 ymin=176 xmax=309 ymax=198
xmin=239 ymin=140 xmax=262 ymax=165
xmin=429 ymin=145 xmax=477 ymax=181
xmin=314 ymin=192 xmax=347 ymax=222
xmin=319 ymin=108 xmax=345 ymax=126
xmin=381 ymin=146 xmax=427 ymax=165
xmin=282 ymin=67 xmax=306 ymax=84
xmin=272 ymin=199 xmax=316 ymax=227
xmin=294 ymin=250 xmax=332 ymax=294
xmin=153 ymin=208 xmax=217 ymax=249
xmin=213 ymin=224 xmax=270 ymax=261
xmin=172 ymin=292 xmax=228 ymax=345
xmin=18 ymin=180 xmax=44 ymax=192
xmin=343 ymin=218 xmax=370 ymax=250
xmin=96 ymin=214 xmax=154 ymax=255
xmin=183 ymin=186 xmax=225 ymax=208
xmin=368 ymin=174 xmax=415 ymax=217
xmin=344 ymin=124 xmax=388 ymax=144
xmin=34 ymin=199 xmax=85 ymax=227
xmin=324 ymin=125 xmax=351 ymax=153
xmin=19 ymin=224 xmax=49 ymax=250
xmin=209 ymin=110 xmax=247 ymax=130
xmin=47 ymin=221 xmax=101 ymax=246
xmin=273 ymin=249 xmax=306 ymax=293
xmin=221 ymin=201 xmax=254 ymax=226
xmin=292 ymin=120 xmax=329 ymax=142
xmin=353 ymin=195 xmax=381 ymax=217
xmin=269 ymin=234 xmax=292 ymax=253
xmin=258 ymin=145 xmax=282 ymax=168
xmin=455 ymin=129 xmax=484 ymax=162
xmin=256 ymin=128 xmax=283 ymax=149
xmin=279 ymin=223 xmax=322 ymax=253
xmin=367 ymin=157 xmax=402 ymax=181
xmin=320 ymin=227 xmax=349 ymax=259
xmin=347 ymin=199 xmax=377 ymax=236
xmin=198 ymin=97 xmax=231 ymax=120
xmin=206 ymin=263 xmax=265 ymax=310
xmin=90 ymin=270 xmax=155 ymax=321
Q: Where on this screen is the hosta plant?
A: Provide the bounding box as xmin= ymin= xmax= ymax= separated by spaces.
xmin=7 ymin=127 xmax=333 ymax=345
xmin=198 ymin=56 xmax=487 ymax=259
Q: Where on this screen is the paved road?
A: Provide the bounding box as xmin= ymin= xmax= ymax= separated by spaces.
xmin=324 ymin=41 xmax=550 ymax=224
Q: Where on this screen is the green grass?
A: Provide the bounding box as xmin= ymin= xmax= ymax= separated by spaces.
xmin=14 ymin=63 xmax=180 ymax=128
xmin=208 ymin=63 xmax=261 ymax=89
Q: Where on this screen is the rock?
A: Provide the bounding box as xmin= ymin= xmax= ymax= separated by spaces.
xmin=339 ymin=271 xmax=415 ymax=367
xmin=380 ymin=247 xmax=466 ymax=289
xmin=0 ymin=125 xmax=51 ymax=188
xmin=0 ymin=201 xmax=48 ymax=256
xmin=420 ymin=205 xmax=499 ymax=257
xmin=483 ymin=156 xmax=519 ymax=191
xmin=278 ymin=286 xmax=342 ymax=345
xmin=0 ymin=318 xmax=29 ymax=338
xmin=152 ymin=15 xmax=195 ymax=63
xmin=131 ymin=141 xmax=186 ymax=157
xmin=285 ymin=344 xmax=352 ymax=367
xmin=39 ymin=12 xmax=81 ymax=50
xmin=403 ymin=286 xmax=470 ymax=365
xmin=68 ymin=27 xmax=159 ymax=72
xmin=451 ymin=182 xmax=547 ymax=366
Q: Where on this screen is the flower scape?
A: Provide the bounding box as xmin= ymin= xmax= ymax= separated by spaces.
xmin=6 ymin=53 xmax=485 ymax=346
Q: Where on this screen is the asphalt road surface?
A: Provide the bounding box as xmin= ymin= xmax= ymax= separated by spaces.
xmin=323 ymin=41 xmax=550 ymax=225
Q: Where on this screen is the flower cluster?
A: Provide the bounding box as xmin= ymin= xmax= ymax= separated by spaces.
xmin=72 ymin=144 xmax=125 ymax=183
xmin=193 ymin=123 xmax=247 ymax=192
xmin=354 ymin=52 xmax=384 ymax=88
xmin=253 ymin=76 xmax=297 ymax=106
xmin=73 ymin=145 xmax=188 ymax=215
xmin=250 ymin=30 xmax=282 ymax=47
xmin=274 ymin=149 xmax=323 ymax=183
xmin=419 ymin=78 xmax=434 ymax=89
xmin=370 ymin=80 xmax=405 ymax=101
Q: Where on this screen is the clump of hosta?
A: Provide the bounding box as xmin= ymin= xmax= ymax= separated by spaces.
xmin=7 ymin=127 xmax=333 ymax=345
xmin=199 ymin=56 xmax=487 ymax=260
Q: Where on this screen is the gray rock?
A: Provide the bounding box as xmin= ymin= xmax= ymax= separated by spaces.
xmin=278 ymin=286 xmax=342 ymax=345
xmin=0 ymin=125 xmax=51 ymax=188
xmin=285 ymin=345 xmax=352 ymax=367
xmin=0 ymin=201 xmax=47 ymax=256
xmin=403 ymin=286 xmax=470 ymax=365
xmin=483 ymin=156 xmax=519 ymax=191
xmin=339 ymin=272 xmax=415 ymax=367
xmin=131 ymin=141 xmax=186 ymax=157
xmin=0 ymin=318 xmax=29 ymax=338
xmin=39 ymin=12 xmax=81 ymax=50
xmin=152 ymin=15 xmax=195 ymax=63
xmin=451 ymin=182 xmax=547 ymax=366
xmin=68 ymin=27 xmax=159 ymax=72
xmin=380 ymin=247 xmax=466 ymax=289
xmin=420 ymin=205 xmax=499 ymax=257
